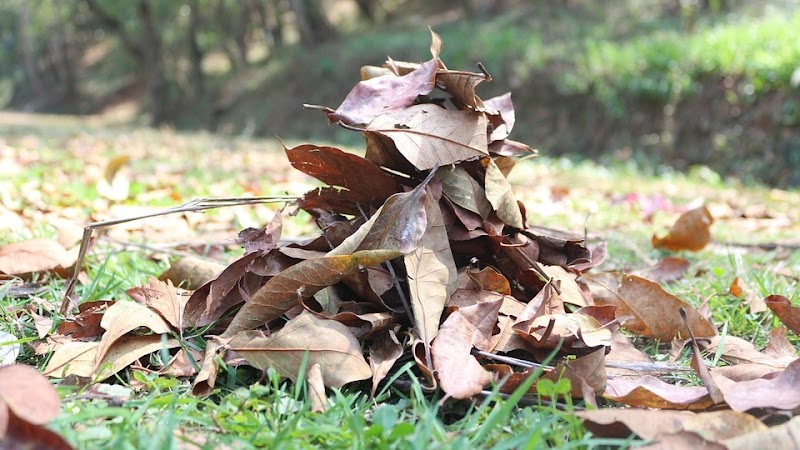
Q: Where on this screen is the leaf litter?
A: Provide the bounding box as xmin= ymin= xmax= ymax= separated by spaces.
xmin=6 ymin=30 xmax=800 ymax=447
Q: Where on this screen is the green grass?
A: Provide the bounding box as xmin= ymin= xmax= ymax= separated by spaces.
xmin=2 ymin=117 xmax=799 ymax=448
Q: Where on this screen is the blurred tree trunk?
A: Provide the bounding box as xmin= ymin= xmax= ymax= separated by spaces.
xmin=136 ymin=0 xmax=168 ymax=125
xmin=354 ymin=0 xmax=378 ymax=23
xmin=188 ymin=0 xmax=205 ymax=95
xmin=17 ymin=3 xmax=45 ymax=101
xmin=233 ymin=3 xmax=250 ymax=66
xmin=249 ymin=0 xmax=283 ymax=52
xmin=290 ymin=0 xmax=336 ymax=46
xmin=215 ymin=0 xmax=244 ymax=68
xmin=84 ymin=0 xmax=169 ymax=126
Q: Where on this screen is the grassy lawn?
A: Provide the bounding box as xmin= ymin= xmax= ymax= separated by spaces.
xmin=2 ymin=114 xmax=799 ymax=448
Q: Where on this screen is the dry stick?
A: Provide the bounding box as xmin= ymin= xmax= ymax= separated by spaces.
xmin=474 ymin=349 xmax=692 ymax=374
xmin=59 ymin=196 xmax=297 ymax=315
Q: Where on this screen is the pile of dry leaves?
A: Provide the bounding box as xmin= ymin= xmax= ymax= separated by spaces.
xmin=15 ymin=31 xmax=800 ymax=447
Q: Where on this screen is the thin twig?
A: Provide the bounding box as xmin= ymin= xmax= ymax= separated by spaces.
xmin=472 ymin=350 xmax=554 ymax=371
xmin=60 ymin=196 xmax=297 ymax=314
xmin=604 ymin=361 xmax=694 ymax=373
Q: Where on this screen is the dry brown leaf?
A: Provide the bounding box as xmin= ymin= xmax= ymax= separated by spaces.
xmin=542 ymin=265 xmax=588 ymax=307
xmin=604 ymin=375 xmax=714 ymax=410
xmin=702 ymin=334 xmax=796 ymax=369
xmin=681 ymin=308 xmax=724 ymax=404
xmin=221 ymin=249 xmax=401 ymax=338
xmin=652 ymin=205 xmax=713 ymax=251
xmin=307 ymin=363 xmax=328 ymax=413
xmin=405 ymin=186 xmax=458 ymax=351
xmin=484 ymin=93 xmax=515 ymax=142
xmin=542 ymin=348 xmax=607 ymax=401
xmin=589 ymin=274 xmax=716 ymax=341
xmin=579 ymin=409 xmax=766 ymax=446
xmin=729 ymin=277 xmax=767 ymax=313
xmin=463 ymin=266 xmax=511 ymax=296
xmin=482 ymin=157 xmax=524 ymax=229
xmin=711 ymin=357 xmax=800 ymax=412
xmin=42 ymin=341 xmax=97 ymax=378
xmin=632 ymin=256 xmax=690 ymax=283
xmin=368 ymin=330 xmax=403 ymax=397
xmin=605 ymin=332 xmax=655 ymax=379
xmin=765 ymin=295 xmax=800 ymax=333
xmin=723 ymin=416 xmax=800 ymax=450
xmin=126 ymin=277 xmax=186 ymax=330
xmin=158 ymin=256 xmax=225 ymax=290
xmin=229 ymin=312 xmax=371 ymax=388
xmin=0 ymin=364 xmax=60 ymax=425
xmin=432 ymin=299 xmax=501 ymax=399
xmin=328 ymin=58 xmax=438 ymax=126
xmin=365 ymin=104 xmax=489 ymax=171
xmin=0 ymin=403 xmax=73 ymax=450
xmin=192 ymin=341 xmax=221 ymax=396
xmin=0 ymin=239 xmax=77 ymax=278
xmin=95 ymin=301 xmax=172 ymax=368
xmin=435 ymin=165 xmax=493 ymax=219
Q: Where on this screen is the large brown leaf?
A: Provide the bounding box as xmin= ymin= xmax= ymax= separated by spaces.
xmin=327 ymin=58 xmax=438 ymax=126
xmin=652 ymin=205 xmax=713 ymax=251
xmin=711 ymin=357 xmax=800 ymax=412
xmin=765 ymin=294 xmax=800 ymax=333
xmin=484 ymin=93 xmax=515 ymax=142
xmin=94 ymin=301 xmax=172 ymax=368
xmin=364 ymin=104 xmax=489 ymax=171
xmin=0 ymin=364 xmax=60 ymax=425
xmin=229 ymin=312 xmax=371 ymax=388
xmin=221 ymin=249 xmax=402 ymax=338
xmin=436 ymin=69 xmax=489 ymax=110
xmin=0 ymin=239 xmax=77 ymax=278
xmin=405 ymin=187 xmax=458 ymax=350
xmin=578 ymin=409 xmax=767 ymax=442
xmin=432 ymin=299 xmax=501 ymax=399
xmin=723 ymin=416 xmax=800 ymax=450
xmin=285 ymin=143 xmax=399 ymax=207
xmin=702 ymin=332 xmax=796 ymax=369
xmin=588 ymin=274 xmax=716 ymax=341
xmin=603 ymin=375 xmax=714 ymax=410
xmin=328 ymin=179 xmax=431 ymax=256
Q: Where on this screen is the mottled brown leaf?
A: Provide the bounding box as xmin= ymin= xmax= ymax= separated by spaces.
xmin=652 ymin=205 xmax=713 ymax=251
xmin=229 ymin=312 xmax=371 ymax=388
xmin=729 ymin=277 xmax=767 ymax=313
xmin=484 ymin=93 xmax=515 ymax=142
xmin=765 ymin=295 xmax=800 ymax=333
xmin=436 ymin=69 xmax=489 ymax=110
xmin=221 ymin=250 xmax=402 ymax=337
xmin=328 ymin=58 xmax=438 ymax=126
xmin=286 ymin=144 xmax=399 ymax=207
xmin=365 ymin=104 xmax=489 ymax=171
xmin=405 ymin=187 xmax=458 ymax=349
xmin=95 ymin=301 xmax=172 ymax=368
xmin=0 ymin=239 xmax=76 ymax=278
xmin=432 ymin=299 xmax=501 ymax=399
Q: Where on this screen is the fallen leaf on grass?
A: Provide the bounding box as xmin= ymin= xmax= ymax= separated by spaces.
xmin=0 ymin=239 xmax=77 ymax=278
xmin=680 ymin=308 xmax=723 ymax=404
xmin=729 ymin=277 xmax=767 ymax=313
xmin=432 ymin=300 xmax=501 ymax=399
xmin=632 ymin=256 xmax=690 ymax=283
xmin=765 ymin=295 xmax=800 ymax=333
xmin=0 ymin=402 xmax=73 ymax=450
xmin=0 ymin=364 xmax=60 ymax=425
xmin=604 ymin=375 xmax=714 ymax=410
xmin=711 ymin=357 xmax=800 ymax=412
xmin=542 ymin=348 xmax=606 ymax=402
xmin=587 ymin=274 xmax=716 ymax=341
xmin=96 ymin=154 xmax=130 ymax=201
xmin=578 ymin=409 xmax=766 ymax=443
xmin=229 ymin=312 xmax=371 ymax=388
xmin=723 ymin=416 xmax=800 ymax=450
xmin=702 ymin=330 xmax=796 ymax=370
xmin=652 ymin=205 xmax=713 ymax=251
xmin=482 ymin=157 xmax=524 ymax=229
xmin=221 ymin=249 xmax=402 ymax=338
